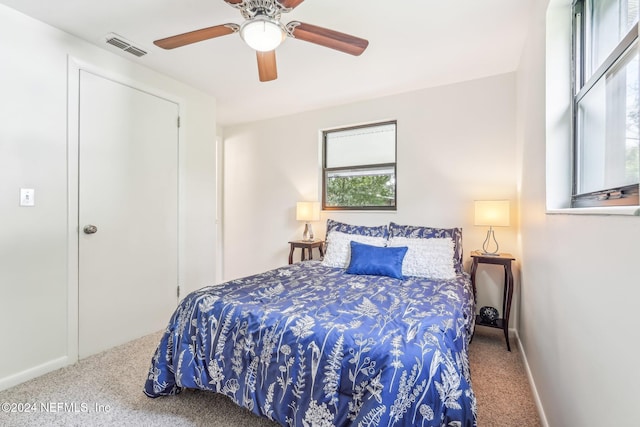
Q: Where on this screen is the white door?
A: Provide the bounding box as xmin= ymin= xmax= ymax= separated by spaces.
xmin=78 ymin=71 xmax=178 ymax=358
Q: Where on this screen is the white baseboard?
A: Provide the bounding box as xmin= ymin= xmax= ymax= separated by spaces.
xmin=512 ymin=329 xmax=549 ymax=427
xmin=0 ymin=356 xmax=71 ymax=392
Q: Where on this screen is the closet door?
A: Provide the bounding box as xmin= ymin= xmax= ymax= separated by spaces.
xmin=78 ymin=70 xmax=178 ymax=358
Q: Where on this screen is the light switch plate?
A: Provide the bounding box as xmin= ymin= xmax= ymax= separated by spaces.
xmin=20 ymin=188 xmax=35 ymax=206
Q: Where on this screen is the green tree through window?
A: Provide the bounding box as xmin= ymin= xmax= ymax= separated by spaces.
xmin=326 ymin=173 xmax=395 ymax=207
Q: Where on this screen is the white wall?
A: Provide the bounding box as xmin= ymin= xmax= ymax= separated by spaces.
xmin=0 ymin=5 xmax=217 ymax=389
xmin=222 ymin=73 xmax=520 ymax=322
xmin=516 ymin=1 xmax=640 ymax=425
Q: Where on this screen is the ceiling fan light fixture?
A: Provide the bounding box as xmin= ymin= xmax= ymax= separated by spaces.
xmin=240 ymin=15 xmax=285 ymax=52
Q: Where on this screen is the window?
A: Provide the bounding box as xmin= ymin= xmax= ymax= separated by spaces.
xmin=572 ymin=0 xmax=639 ymax=207
xmin=322 ymin=121 xmax=397 ymax=210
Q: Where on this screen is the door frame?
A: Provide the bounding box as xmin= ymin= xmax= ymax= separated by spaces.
xmin=66 ymin=56 xmax=185 ymax=362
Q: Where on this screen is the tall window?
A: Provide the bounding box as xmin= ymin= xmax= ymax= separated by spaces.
xmin=322 ymin=121 xmax=397 ymax=210
xmin=572 ymin=0 xmax=639 ymax=207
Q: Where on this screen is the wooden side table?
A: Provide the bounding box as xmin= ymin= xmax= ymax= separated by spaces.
xmin=470 ymin=250 xmax=516 ymax=351
xmin=288 ymin=240 xmax=324 ymax=264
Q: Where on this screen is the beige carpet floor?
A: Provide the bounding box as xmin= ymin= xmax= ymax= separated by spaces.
xmin=469 ymin=327 xmax=541 ymax=426
xmin=0 ymin=327 xmax=540 ymax=426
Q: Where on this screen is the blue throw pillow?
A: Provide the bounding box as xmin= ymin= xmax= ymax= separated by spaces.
xmin=346 ymin=241 xmax=408 ymax=280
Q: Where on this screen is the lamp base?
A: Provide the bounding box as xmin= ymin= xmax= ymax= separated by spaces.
xmin=481 ymin=227 xmax=500 ymax=255
xmin=302 ymin=222 xmax=314 ymax=241
xmin=479 ymin=252 xmax=501 ymax=256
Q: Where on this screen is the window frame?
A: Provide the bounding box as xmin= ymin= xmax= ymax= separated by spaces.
xmin=571 ymin=0 xmax=640 ymax=208
xmin=321 ymin=120 xmax=398 ymax=211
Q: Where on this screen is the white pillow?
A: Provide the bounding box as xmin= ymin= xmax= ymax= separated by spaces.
xmin=322 ymin=231 xmax=387 ymax=268
xmin=388 ymin=237 xmax=456 ymax=279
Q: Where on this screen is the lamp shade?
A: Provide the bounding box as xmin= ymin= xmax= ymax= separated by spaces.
xmin=296 ymin=202 xmax=320 ymax=222
xmin=474 ymin=200 xmax=510 ymax=227
xmin=240 ymin=16 xmax=285 ymax=52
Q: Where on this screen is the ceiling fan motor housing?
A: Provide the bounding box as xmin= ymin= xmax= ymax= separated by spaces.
xmin=231 ymin=0 xmax=291 ymax=21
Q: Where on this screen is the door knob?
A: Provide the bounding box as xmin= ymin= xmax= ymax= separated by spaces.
xmin=83 ymin=225 xmax=98 ymax=234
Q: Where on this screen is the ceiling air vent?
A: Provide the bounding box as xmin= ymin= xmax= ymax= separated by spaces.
xmin=104 ymin=33 xmax=148 ymax=57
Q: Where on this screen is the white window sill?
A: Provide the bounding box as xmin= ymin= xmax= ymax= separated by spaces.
xmin=546 ymin=206 xmax=640 ymax=216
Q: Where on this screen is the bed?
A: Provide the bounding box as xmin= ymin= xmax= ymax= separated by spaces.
xmin=144 ymin=220 xmax=477 ymax=426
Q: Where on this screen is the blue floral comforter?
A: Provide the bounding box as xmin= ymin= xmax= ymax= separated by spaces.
xmin=144 ymin=261 xmax=477 ymax=426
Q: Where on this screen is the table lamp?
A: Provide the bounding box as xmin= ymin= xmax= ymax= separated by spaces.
xmin=474 ymin=200 xmax=510 ymax=255
xmin=296 ymin=201 xmax=320 ymax=241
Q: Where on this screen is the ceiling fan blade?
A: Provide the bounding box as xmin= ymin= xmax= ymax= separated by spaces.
xmin=257 ymin=50 xmax=278 ymax=82
xmin=154 ymin=24 xmax=239 ymax=49
xmin=277 ymin=0 xmax=305 ymax=9
xmin=287 ymin=21 xmax=368 ymax=56
xmin=223 ymin=0 xmax=243 ymax=4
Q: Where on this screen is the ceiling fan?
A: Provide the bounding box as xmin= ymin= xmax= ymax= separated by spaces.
xmin=153 ymin=0 xmax=369 ymax=82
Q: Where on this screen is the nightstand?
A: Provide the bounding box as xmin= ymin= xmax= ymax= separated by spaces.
xmin=288 ymin=240 xmax=324 ymax=265
xmin=470 ymin=250 xmax=516 ymax=351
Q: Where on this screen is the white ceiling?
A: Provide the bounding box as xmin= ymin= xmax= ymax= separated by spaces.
xmin=0 ymin=0 xmax=534 ymax=126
